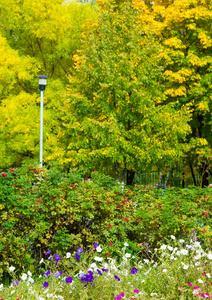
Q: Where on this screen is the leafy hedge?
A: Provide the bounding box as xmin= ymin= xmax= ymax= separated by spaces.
xmin=0 ymin=165 xmax=212 ymax=280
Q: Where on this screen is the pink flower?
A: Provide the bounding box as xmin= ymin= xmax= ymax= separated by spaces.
xmin=2 ymin=173 xmax=6 ymax=177
xmin=205 ymin=293 xmax=210 ymax=298
xmin=134 ymin=289 xmax=139 ymax=293
xmin=180 ymin=287 xmax=183 ymax=291
xmin=93 ymin=170 xmax=96 ymax=172
xmin=189 ymin=283 xmax=193 ymax=287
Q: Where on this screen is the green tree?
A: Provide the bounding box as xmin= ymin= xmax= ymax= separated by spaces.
xmin=51 ymin=0 xmax=191 ymax=184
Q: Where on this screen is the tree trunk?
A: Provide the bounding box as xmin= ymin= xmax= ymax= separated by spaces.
xmin=201 ymin=163 xmax=209 ymax=188
xmin=189 ymin=162 xmax=197 ymax=186
xmin=126 ymin=170 xmax=135 ymax=186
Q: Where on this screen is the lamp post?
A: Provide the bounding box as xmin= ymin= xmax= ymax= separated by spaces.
xmin=38 ymin=75 xmax=48 ymax=167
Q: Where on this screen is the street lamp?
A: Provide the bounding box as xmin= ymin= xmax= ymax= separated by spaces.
xmin=38 ymin=75 xmax=48 ymax=167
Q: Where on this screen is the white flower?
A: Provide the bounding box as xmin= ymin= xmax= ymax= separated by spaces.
xmin=179 ymin=239 xmax=185 ymax=243
xmin=94 ymin=256 xmax=103 ymax=262
xmin=27 ymin=270 xmax=32 ymax=277
xmin=28 ymin=277 xmax=34 ymax=283
xmin=96 ymin=246 xmax=102 ymax=253
xmin=90 ymin=263 xmax=97 ymax=268
xmin=10 ymin=290 xmax=15 ymax=294
xmin=160 ymin=244 xmax=167 ymax=250
xmin=206 ymin=273 xmax=211 ymax=278
xmin=9 ymin=266 xmax=15 ymax=272
xmin=183 ymin=264 xmax=189 ymax=270
xmin=195 ymin=262 xmax=200 ymax=266
xmin=180 ymin=249 xmax=188 ymax=255
xmin=194 ymin=241 xmax=201 ymax=248
xmin=143 ymin=259 xmax=149 ymax=264
xmin=194 ymin=254 xmax=201 ymax=260
xmin=208 ymin=253 xmax=212 ymax=260
xmin=0 ymin=284 xmax=3 ymax=291
xmin=162 ymin=269 xmax=167 ymax=273
xmin=66 ymin=252 xmax=71 ymax=258
xmin=21 ymin=273 xmax=27 ymax=281
xmin=39 ymin=258 xmax=44 ymax=264
xmin=168 ymin=246 xmax=173 ymax=251
xmin=125 ymin=253 xmax=131 ymax=258
xmin=198 ymin=279 xmax=203 ymax=283
xmin=124 ymin=242 xmax=129 ymax=247
xmin=170 ymin=256 xmax=175 ymax=260
xmin=170 ymin=235 xmax=175 ymax=240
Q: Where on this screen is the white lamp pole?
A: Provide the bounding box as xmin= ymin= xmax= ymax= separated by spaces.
xmin=38 ymin=75 xmax=48 ymax=167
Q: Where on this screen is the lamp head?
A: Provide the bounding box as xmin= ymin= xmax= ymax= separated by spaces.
xmin=38 ymin=75 xmax=48 ymax=91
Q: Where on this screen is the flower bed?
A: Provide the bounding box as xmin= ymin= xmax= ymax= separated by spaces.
xmin=1 ymin=237 xmax=212 ymax=299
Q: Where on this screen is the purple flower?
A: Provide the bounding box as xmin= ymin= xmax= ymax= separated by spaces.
xmin=131 ymin=267 xmax=138 ymax=275
xmin=66 ymin=276 xmax=73 ymax=283
xmin=114 ymin=275 xmax=120 ymax=281
xmin=53 ymin=271 xmax=63 ymax=278
xmin=43 ymin=281 xmax=49 ymax=288
xmin=101 ymin=268 xmax=108 ymax=272
xmin=93 ymin=243 xmax=99 ymax=248
xmin=54 ymin=254 xmax=61 ymax=261
xmin=43 ymin=270 xmax=50 ymax=277
xmin=12 ymin=280 xmax=19 ymax=287
xmin=45 ymin=250 xmax=51 ymax=256
xmin=77 ymin=248 xmax=83 ymax=254
xmin=48 ymin=255 xmax=52 ymax=260
xmin=75 ymin=253 xmax=80 ymax=261
xmin=97 ymin=269 xmax=102 ymax=275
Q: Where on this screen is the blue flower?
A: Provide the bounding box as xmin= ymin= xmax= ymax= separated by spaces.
xmin=75 ymin=253 xmax=80 ymax=261
xmin=77 ymin=248 xmax=83 ymax=254
xmin=97 ymin=269 xmax=102 ymax=275
xmin=12 ymin=280 xmax=19 ymax=287
xmin=53 ymin=271 xmax=63 ymax=278
xmin=93 ymin=243 xmax=99 ymax=248
xmin=54 ymin=254 xmax=61 ymax=261
xmin=43 ymin=281 xmax=49 ymax=288
xmin=131 ymin=267 xmax=138 ymax=275
xmin=114 ymin=275 xmax=120 ymax=281
xmin=43 ymin=270 xmax=50 ymax=277
xmin=45 ymin=250 xmax=51 ymax=256
xmin=101 ymin=268 xmax=108 ymax=272
xmin=66 ymin=276 xmax=73 ymax=283
xmin=80 ymin=271 xmax=94 ymax=286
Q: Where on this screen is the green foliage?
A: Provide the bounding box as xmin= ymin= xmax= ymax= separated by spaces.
xmin=53 ymin=0 xmax=191 ymax=179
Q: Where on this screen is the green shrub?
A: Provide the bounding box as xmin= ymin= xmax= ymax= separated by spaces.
xmin=0 ymin=165 xmax=212 ymax=281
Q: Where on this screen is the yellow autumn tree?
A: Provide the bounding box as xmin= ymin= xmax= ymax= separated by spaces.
xmin=135 ymin=0 xmax=212 ymax=186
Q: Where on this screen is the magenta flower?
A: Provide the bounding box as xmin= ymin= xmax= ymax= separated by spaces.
xmin=134 ymin=289 xmax=139 ymax=293
xmin=2 ymin=173 xmax=6 ymax=177
xmin=115 ymin=294 xmax=124 ymax=300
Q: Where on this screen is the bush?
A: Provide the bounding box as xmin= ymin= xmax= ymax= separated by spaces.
xmin=0 ymin=165 xmax=212 ymax=281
